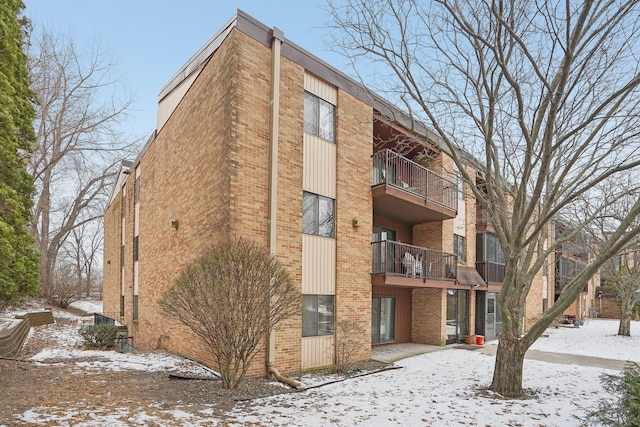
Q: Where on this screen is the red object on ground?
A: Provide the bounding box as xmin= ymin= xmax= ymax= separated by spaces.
xmin=476 ymin=335 xmax=485 ymax=345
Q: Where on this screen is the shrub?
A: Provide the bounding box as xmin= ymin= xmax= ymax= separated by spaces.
xmin=79 ymin=324 xmax=119 ymax=348
xmin=333 ymin=319 xmax=365 ymax=374
xmin=159 ymin=238 xmax=301 ymax=389
xmin=584 ymin=362 xmax=640 ymax=426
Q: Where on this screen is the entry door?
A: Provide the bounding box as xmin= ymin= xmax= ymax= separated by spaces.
xmin=486 ymin=294 xmax=496 ymax=340
xmin=372 ymin=297 xmax=395 ymax=344
xmin=446 ymin=289 xmax=469 ymax=344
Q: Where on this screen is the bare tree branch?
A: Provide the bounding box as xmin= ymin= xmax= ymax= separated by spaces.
xmin=26 ymin=27 xmax=141 ymax=299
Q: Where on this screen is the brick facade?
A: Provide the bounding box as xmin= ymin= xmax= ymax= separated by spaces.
xmin=103 ymin=11 xmax=561 ymax=378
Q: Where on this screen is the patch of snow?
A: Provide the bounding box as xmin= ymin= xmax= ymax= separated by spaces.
xmin=70 ymin=299 xmax=103 ymax=314
xmin=12 ymin=314 xmax=640 ymax=426
xmin=530 ymin=318 xmax=640 ymax=362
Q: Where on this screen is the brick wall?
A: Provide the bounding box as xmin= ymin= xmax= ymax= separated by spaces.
xmin=103 ymin=196 xmax=121 ymax=318
xmin=115 ymin=29 xmax=241 ymax=370
xmin=335 ymin=90 xmax=374 ymax=363
xmin=411 ymin=288 xmax=446 ymax=345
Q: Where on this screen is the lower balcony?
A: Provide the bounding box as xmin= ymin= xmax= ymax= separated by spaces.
xmin=371 ymin=240 xmax=458 ymax=288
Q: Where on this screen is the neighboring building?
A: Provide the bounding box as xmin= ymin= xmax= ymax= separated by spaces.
xmin=103 ymin=10 xmax=552 ymax=376
xmin=552 ymin=224 xmax=598 ymax=322
xmin=594 ymin=286 xmax=620 ymax=319
xmin=595 ymin=247 xmax=640 ymax=320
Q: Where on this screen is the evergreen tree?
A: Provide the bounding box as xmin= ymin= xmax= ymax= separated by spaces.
xmin=0 ymin=0 xmax=39 ymax=306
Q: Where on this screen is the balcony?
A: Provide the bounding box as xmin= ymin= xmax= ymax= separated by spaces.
xmin=371 ymin=240 xmax=458 ymax=287
xmin=476 ymin=203 xmax=493 ymax=231
xmin=475 ymin=261 xmax=505 ymax=284
xmin=372 ymin=150 xmax=457 ymax=224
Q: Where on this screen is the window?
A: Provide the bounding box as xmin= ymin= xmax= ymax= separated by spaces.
xmin=304 ymin=91 xmax=335 ymax=142
xmin=303 ymin=192 xmax=335 ymax=238
xmin=455 ymin=173 xmax=464 ymax=200
xmin=133 ymin=236 xmax=139 ymax=262
xmin=476 ymin=232 xmax=504 ymax=263
xmin=120 ymin=245 xmax=125 ymax=268
xmin=121 ymin=195 xmax=126 ymax=218
xmin=454 ymin=234 xmax=465 ymax=262
xmin=120 ymin=295 xmax=125 ymax=317
xmin=302 ymin=295 xmax=334 ymax=337
xmin=133 ymin=295 xmax=139 ymax=321
xmin=134 ymin=177 xmax=140 ymax=204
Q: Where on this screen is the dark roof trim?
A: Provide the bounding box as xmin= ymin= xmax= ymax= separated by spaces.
xmin=159 ymin=9 xmax=446 ymax=149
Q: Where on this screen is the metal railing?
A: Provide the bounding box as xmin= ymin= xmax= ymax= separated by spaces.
xmin=372 ymin=240 xmax=457 ymax=280
xmin=94 ymin=312 xmax=118 ymax=325
xmin=475 ymin=261 xmax=505 ymax=284
xmin=372 ymin=149 xmax=458 ymax=212
xmin=476 ymin=203 xmax=493 ymax=228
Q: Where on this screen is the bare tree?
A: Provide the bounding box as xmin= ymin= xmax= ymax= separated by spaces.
xmin=601 ymin=249 xmax=640 ymax=336
xmin=328 ymin=0 xmax=640 ymax=397
xmin=60 ymin=221 xmax=104 ymax=298
xmin=159 ymin=238 xmax=301 ymax=390
xmin=26 ymin=27 xmax=138 ymax=300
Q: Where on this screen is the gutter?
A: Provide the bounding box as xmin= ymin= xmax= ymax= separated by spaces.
xmin=266 ymin=26 xmax=283 ymax=376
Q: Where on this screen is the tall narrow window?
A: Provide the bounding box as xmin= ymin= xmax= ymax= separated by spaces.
xmin=120 ymin=295 xmax=125 ymax=318
xmin=302 ymin=295 xmax=334 ymax=337
xmin=454 ymin=234 xmax=465 ymax=262
xmin=303 ymin=192 xmax=335 ymax=238
xmin=455 ymin=173 xmax=464 ymax=200
xmin=133 ymin=295 xmax=139 ymax=321
xmin=121 ymin=195 xmax=126 ymax=218
xmin=304 ymin=91 xmax=335 ymax=142
xmin=133 ymin=236 xmax=139 ymax=262
xmin=134 ymin=177 xmax=140 ymax=203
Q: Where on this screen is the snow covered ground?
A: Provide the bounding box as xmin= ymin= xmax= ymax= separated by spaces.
xmin=4 ymin=301 xmax=639 ymax=426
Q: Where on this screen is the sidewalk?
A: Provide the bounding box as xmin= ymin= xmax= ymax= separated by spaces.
xmin=471 ymin=344 xmax=629 ymax=370
xmin=372 ymin=342 xmax=630 ymax=370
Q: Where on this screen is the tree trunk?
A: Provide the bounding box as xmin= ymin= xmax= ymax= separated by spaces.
xmin=618 ymin=311 xmax=631 ymax=336
xmin=489 ymin=336 xmax=528 ymax=397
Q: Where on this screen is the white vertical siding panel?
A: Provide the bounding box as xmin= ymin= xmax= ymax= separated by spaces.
xmin=304 ymin=73 xmax=337 ymax=105
xmin=134 ymin=204 xmax=140 ymax=236
xmin=302 ymin=336 xmax=334 ymax=369
xmin=302 ymin=235 xmax=336 ymax=294
xmin=303 ymin=135 xmax=336 ymax=198
xmin=134 ymin=262 xmax=139 ymax=294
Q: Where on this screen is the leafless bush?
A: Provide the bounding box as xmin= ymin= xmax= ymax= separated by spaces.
xmin=333 ymin=319 xmax=365 ymax=374
xmin=159 ymin=238 xmax=301 ymax=389
xmin=45 ymin=264 xmax=82 ymax=308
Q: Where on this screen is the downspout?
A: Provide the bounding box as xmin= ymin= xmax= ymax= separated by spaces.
xmin=266 ymin=27 xmax=299 ymax=388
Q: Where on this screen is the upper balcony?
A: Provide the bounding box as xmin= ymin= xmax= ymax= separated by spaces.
xmin=475 ymin=261 xmax=505 ymax=284
xmin=372 ymin=150 xmax=457 ymax=224
xmin=476 ymin=203 xmax=494 ymax=231
xmin=371 ymin=240 xmax=458 ymax=288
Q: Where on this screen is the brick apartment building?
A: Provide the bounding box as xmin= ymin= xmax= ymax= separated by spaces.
xmin=103 ymin=10 xmax=581 ymax=376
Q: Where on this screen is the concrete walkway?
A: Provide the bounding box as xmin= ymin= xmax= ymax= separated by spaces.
xmin=372 ymin=342 xmax=630 ymax=370
xmin=473 ymin=344 xmax=630 ymax=370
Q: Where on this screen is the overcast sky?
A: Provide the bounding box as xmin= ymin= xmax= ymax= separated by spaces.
xmin=23 ymin=1 xmax=346 ymax=140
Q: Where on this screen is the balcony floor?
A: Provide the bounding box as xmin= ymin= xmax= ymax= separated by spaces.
xmin=372 ymin=184 xmax=456 ymax=224
xmin=371 ymin=273 xmax=464 ymax=289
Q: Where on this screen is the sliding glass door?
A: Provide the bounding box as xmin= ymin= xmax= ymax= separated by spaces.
xmin=372 ymin=297 xmax=395 ymax=344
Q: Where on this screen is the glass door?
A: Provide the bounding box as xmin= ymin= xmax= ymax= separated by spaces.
xmin=446 ymin=289 xmax=469 ymax=344
xmin=446 ymin=290 xmax=458 ymax=344
xmin=457 ymin=290 xmax=469 ymax=342
xmin=486 ymin=294 xmax=496 ymax=340
xmin=372 ymin=297 xmax=395 ymax=344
